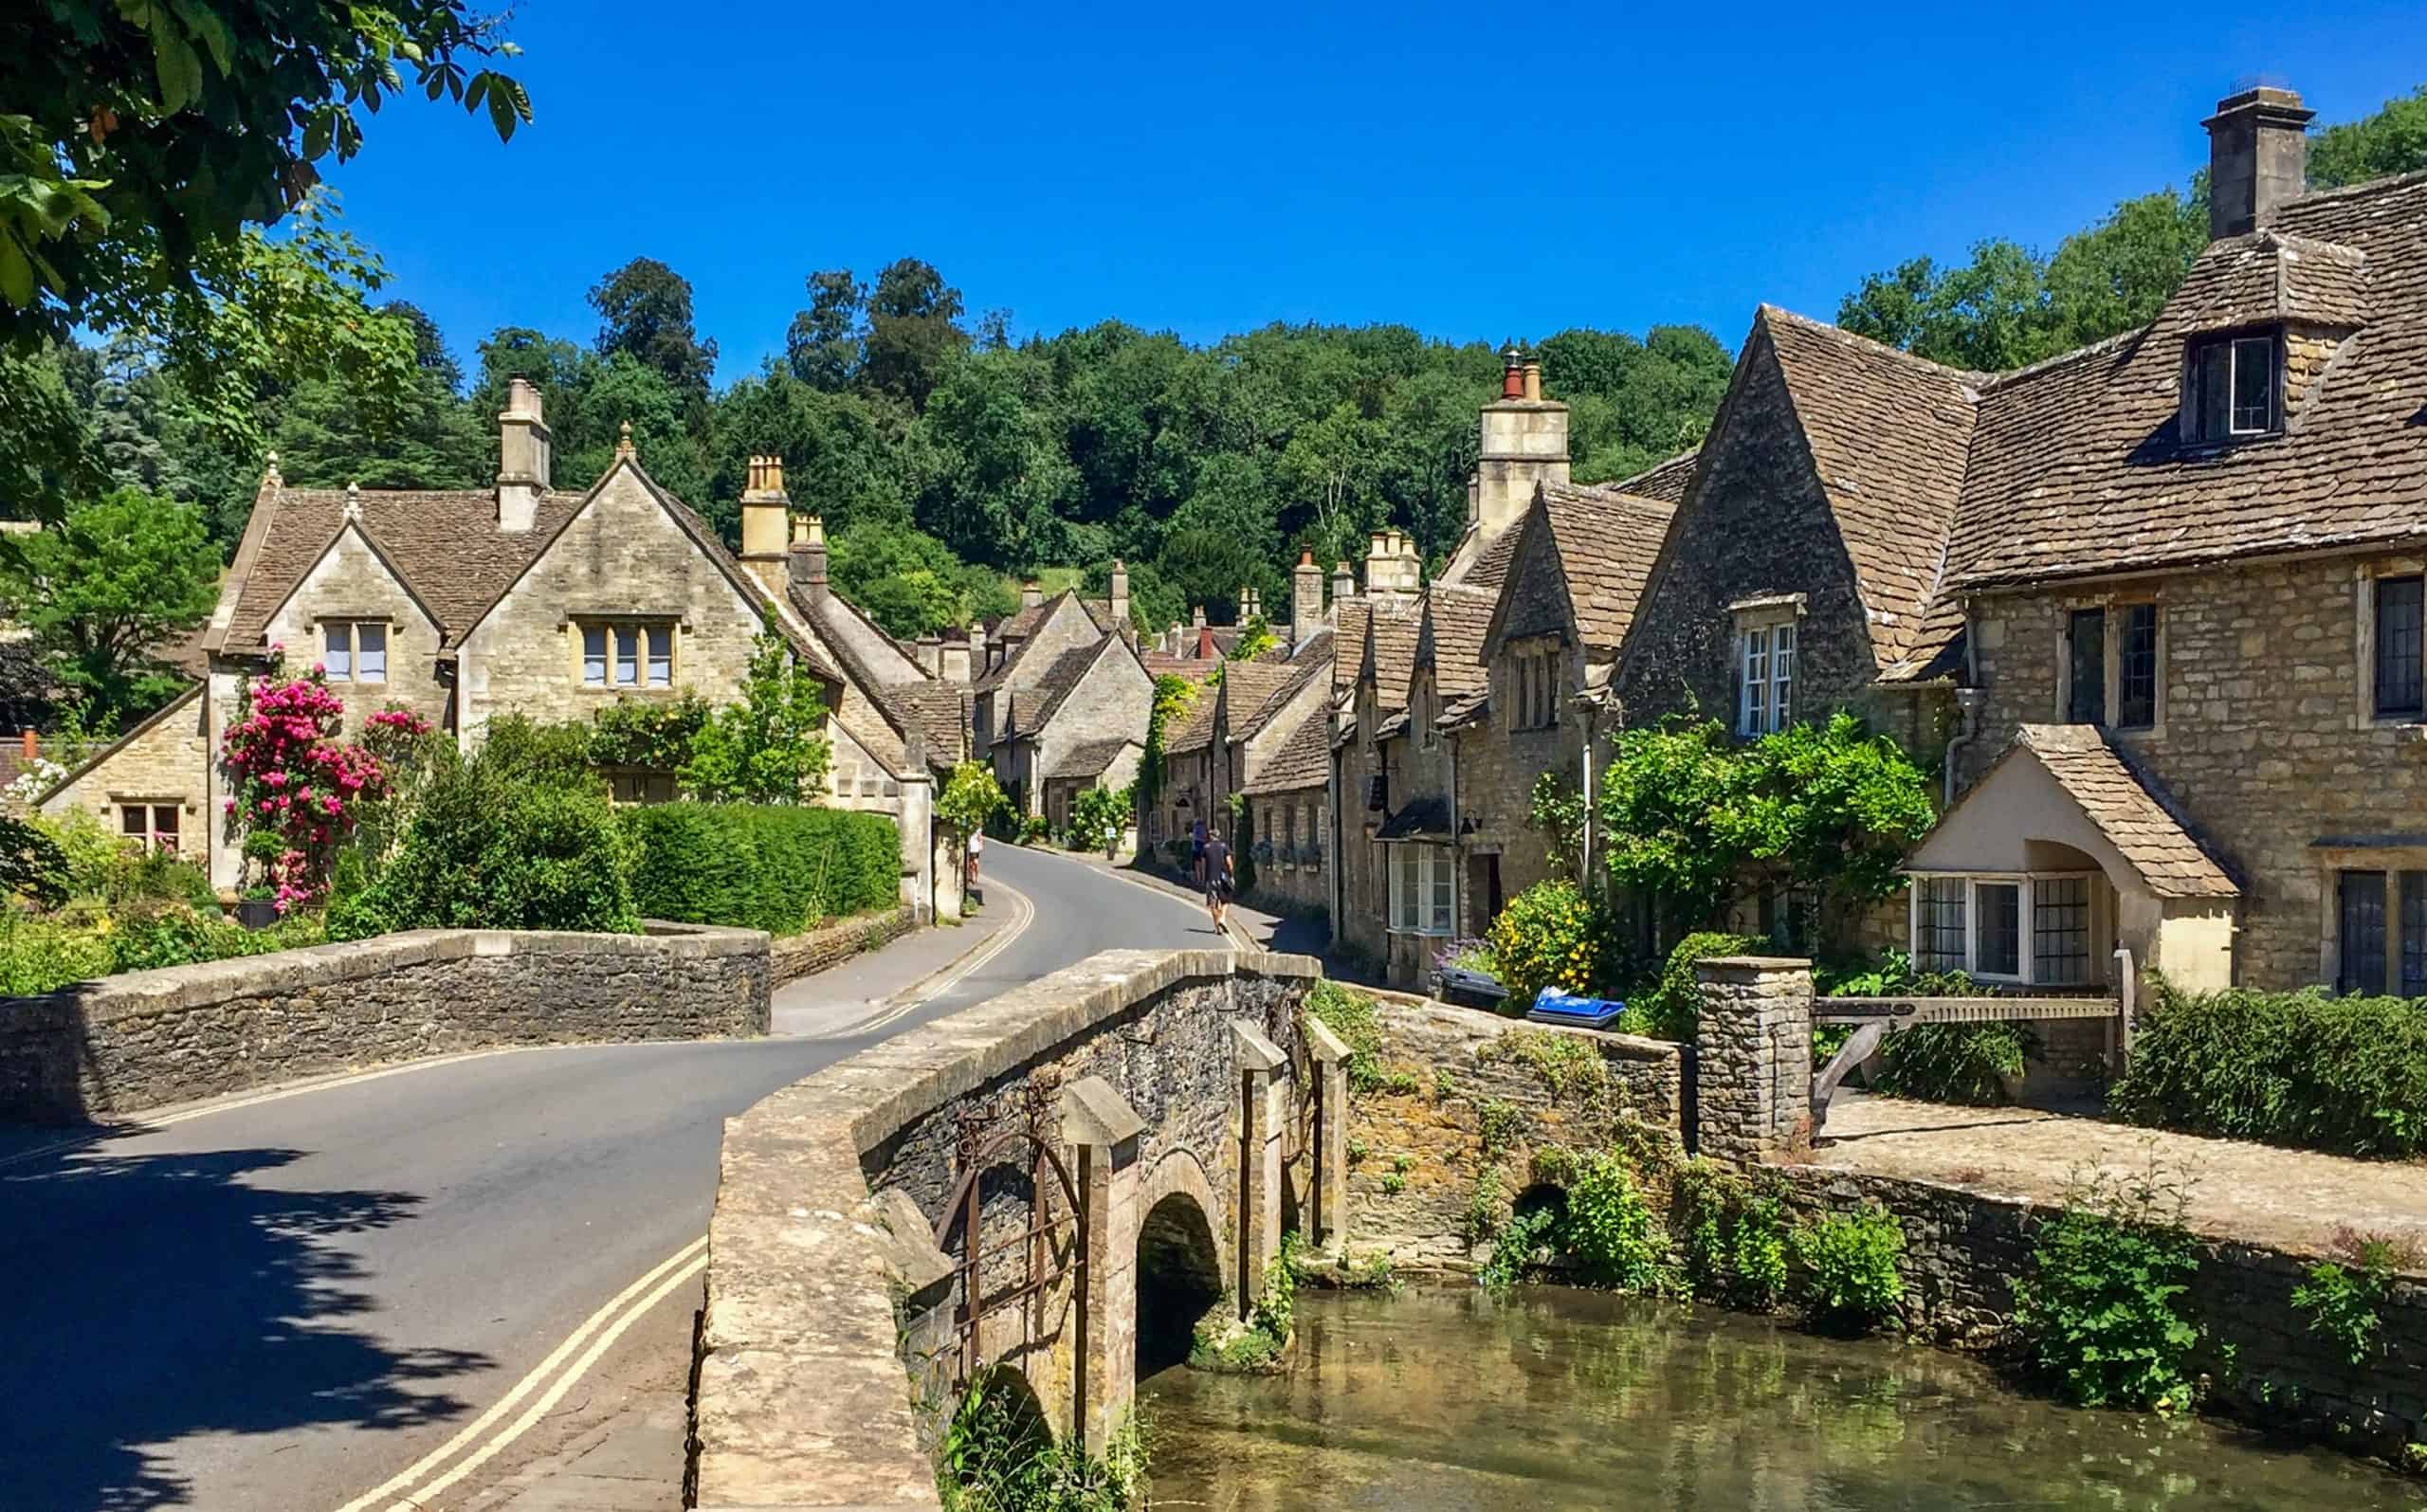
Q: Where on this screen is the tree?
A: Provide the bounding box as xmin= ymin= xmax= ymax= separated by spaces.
xmin=0 ymin=488 xmax=218 ymax=726
xmin=1156 ymin=454 xmax=1280 ymax=618
xmin=787 ymin=270 xmax=866 ymax=391
xmin=2309 ymin=85 xmax=2427 ymax=190
xmin=712 ymin=372 xmax=903 ymax=538
xmin=679 ymin=610 xmax=832 ymax=804
xmin=273 ymin=301 xmax=485 ymax=492
xmin=590 ymin=258 xmax=718 ymax=404
xmin=864 ymin=257 xmax=967 ymax=409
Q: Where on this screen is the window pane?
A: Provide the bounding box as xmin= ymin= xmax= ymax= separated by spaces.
xmin=2340 ymin=870 xmax=2389 ymax=995
xmin=2403 ymin=873 xmax=2427 ymax=1000
xmin=2194 ymin=342 xmax=2231 ymax=441
xmin=325 ymin=623 xmax=351 ymax=680
xmin=120 ymin=806 xmax=146 ymax=837
xmin=1916 ymin=878 xmax=1967 ymax=974
xmin=2033 ymin=876 xmax=2091 ymax=985
xmin=357 ymin=623 xmax=387 ymax=682
xmin=2231 ymin=336 xmax=2274 ymax=433
xmin=1772 ymin=624 xmax=1795 ymax=730
xmin=1430 ymin=851 xmax=1452 ymax=934
xmin=2376 ymin=575 xmax=2424 ymax=718
xmin=1742 ymin=628 xmax=1768 ymax=734
xmin=614 ymin=626 xmax=639 ymax=686
xmin=2068 ymin=609 xmax=2106 ymax=724
xmin=647 ymin=625 xmax=672 ymax=686
xmin=583 ymin=625 xmax=608 ymax=686
xmin=2117 ymin=605 xmax=2158 ymax=729
xmin=1977 ymin=883 xmax=2021 ymax=977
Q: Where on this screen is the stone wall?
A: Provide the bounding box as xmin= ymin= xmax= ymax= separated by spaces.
xmin=1342 ymin=992 xmax=1684 ymax=1267
xmin=1780 ymin=1167 xmax=2427 ymax=1460
xmin=0 ymin=922 xmax=769 ymax=1124
xmin=767 ymin=906 xmax=916 ymax=985
xmin=692 ymin=949 xmax=1322 ymax=1510
xmin=1239 ymin=786 xmax=1328 ymax=916
xmin=1965 ymin=551 xmax=2427 ymax=991
xmin=39 ymin=684 xmax=210 ymax=847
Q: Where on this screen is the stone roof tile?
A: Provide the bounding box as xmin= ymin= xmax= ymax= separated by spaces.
xmin=1537 ymin=483 xmax=1678 ymax=651
xmin=2016 ymin=723 xmax=2238 ymax=898
xmin=1241 ymin=703 xmax=1331 ymax=795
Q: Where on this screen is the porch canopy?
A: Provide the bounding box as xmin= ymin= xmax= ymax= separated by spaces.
xmin=1904 ymin=724 xmax=2238 ymax=992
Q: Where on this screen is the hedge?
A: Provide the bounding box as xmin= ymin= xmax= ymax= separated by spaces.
xmin=622 ymin=804 xmax=899 ymax=936
xmin=2110 ymin=980 xmax=2427 ymax=1158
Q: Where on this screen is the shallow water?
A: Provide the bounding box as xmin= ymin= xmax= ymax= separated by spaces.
xmin=1139 ymin=1286 xmax=2425 ymax=1511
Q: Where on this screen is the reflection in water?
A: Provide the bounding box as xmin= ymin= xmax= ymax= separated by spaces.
xmin=1140 ymin=1286 xmax=2425 ymax=1512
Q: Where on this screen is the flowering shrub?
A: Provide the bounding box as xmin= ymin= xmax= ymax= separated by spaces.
xmin=219 ymin=659 xmax=406 ymax=911
xmin=1486 ymin=881 xmax=1622 ymax=1014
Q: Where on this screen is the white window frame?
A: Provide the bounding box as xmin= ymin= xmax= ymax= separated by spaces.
xmin=322 ymin=620 xmax=388 ymax=683
xmin=1737 ymin=620 xmax=1795 ymax=737
xmin=1387 ymin=844 xmax=1454 ymax=937
xmin=1905 ymin=869 xmax=2105 ymax=987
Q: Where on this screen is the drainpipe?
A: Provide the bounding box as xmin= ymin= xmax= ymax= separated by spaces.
xmin=1943 ymin=687 xmax=1983 ymax=810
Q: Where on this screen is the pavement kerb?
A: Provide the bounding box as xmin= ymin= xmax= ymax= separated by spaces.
xmin=874 ymin=877 xmax=1035 ymax=1010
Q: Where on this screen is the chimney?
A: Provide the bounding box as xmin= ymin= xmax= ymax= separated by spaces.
xmin=1367 ymin=528 xmax=1421 ymax=597
xmin=1332 ymin=559 xmax=1355 ymax=603
xmin=1473 ymin=342 xmax=1568 ymax=549
xmin=940 ymin=628 xmax=973 ymax=683
xmin=1192 ymin=604 xmax=1208 ymax=630
xmin=496 ymin=376 xmax=552 ymax=534
xmin=739 ymin=455 xmax=792 ymax=592
xmin=1021 ymin=580 xmax=1044 ymax=611
xmin=2206 ymin=83 xmax=2313 ymax=240
xmin=914 ymin=632 xmax=941 ymax=677
xmin=19 ymin=728 xmax=34 ymax=762
xmin=1109 ymin=558 xmax=1130 ymax=632
xmin=786 ymin=514 xmax=828 ymax=600
xmin=1292 ymin=550 xmax=1323 ymax=649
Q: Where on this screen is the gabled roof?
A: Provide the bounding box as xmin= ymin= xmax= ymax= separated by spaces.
xmin=1414 ymin=585 xmax=1494 ymax=701
xmin=1240 ymin=703 xmax=1330 ymax=795
xmin=220 ymin=483 xmax=586 ymax=648
xmin=1535 ymin=483 xmax=1675 ymax=652
xmin=975 ymin=591 xmax=1090 ymax=693
xmin=1949 ymin=173 xmax=2427 ymax=589
xmin=1462 ymin=521 xmax=1524 ymax=595
xmin=1760 ymin=305 xmax=1980 ymax=671
xmin=2171 ymin=228 xmax=2372 ymax=337
xmin=1614 ymin=448 xmax=1701 ymax=505
xmin=1001 ymin=642 xmax=1101 ymax=738
xmin=1144 ymin=651 xmax=1222 ymax=683
xmin=34 ymin=682 xmax=203 ymax=801
xmin=1332 ymin=600 xmax=1370 ymax=701
xmin=1358 ymin=597 xmax=1423 ymax=716
xmin=1215 ymin=660 xmax=1298 ymax=742
xmin=1233 ymin=645 xmax=1334 ymax=747
xmin=1048 ymin=735 xmax=1139 ymax=781
xmin=1376 ymin=795 xmax=1451 ymax=840
xmin=881 ymin=682 xmax=970 ymax=771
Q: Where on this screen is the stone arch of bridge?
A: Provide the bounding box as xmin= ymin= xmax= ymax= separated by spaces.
xmin=1135 ymin=1154 xmax=1228 ymax=1376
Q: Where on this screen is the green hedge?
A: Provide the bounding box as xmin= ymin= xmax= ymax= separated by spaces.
xmin=622 ymin=804 xmax=899 ymax=936
xmin=2110 ymin=981 xmax=2427 ymax=1158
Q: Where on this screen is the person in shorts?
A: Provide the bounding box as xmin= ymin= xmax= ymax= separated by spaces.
xmin=1201 ymin=826 xmax=1233 ymax=931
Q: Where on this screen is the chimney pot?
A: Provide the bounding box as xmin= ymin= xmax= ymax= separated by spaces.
xmin=1500 ymin=342 xmax=1525 ymax=399
xmin=1021 ymin=580 xmax=1044 ymax=611
xmin=20 ymin=728 xmax=35 ymax=761
xmin=787 ymin=512 xmax=829 ymax=596
xmin=1522 ymin=359 xmax=1543 ymax=402
xmin=2205 ymin=83 xmax=2313 ymax=239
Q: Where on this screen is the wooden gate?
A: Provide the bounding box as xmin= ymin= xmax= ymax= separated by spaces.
xmin=929 ymin=1083 xmax=1088 ymax=1411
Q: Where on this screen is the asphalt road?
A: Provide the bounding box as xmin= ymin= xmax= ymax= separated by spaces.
xmin=0 ymin=845 xmax=1216 ymax=1512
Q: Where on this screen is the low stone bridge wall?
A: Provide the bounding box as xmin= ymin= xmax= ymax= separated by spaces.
xmin=0 ymin=922 xmax=770 ymax=1123
xmin=691 ymin=948 xmax=1327 ymax=1511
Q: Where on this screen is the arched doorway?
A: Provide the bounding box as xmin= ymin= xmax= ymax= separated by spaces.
xmin=1135 ymin=1191 xmax=1223 ymax=1376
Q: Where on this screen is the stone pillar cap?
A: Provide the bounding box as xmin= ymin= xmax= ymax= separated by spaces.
xmin=865 ymin=1188 xmax=955 ymax=1295
xmin=1231 ymin=1019 xmax=1286 ymax=1072
xmin=1305 ymin=1016 xmax=1351 ymax=1066
xmin=1060 ymin=1075 xmax=1145 ymax=1147
xmin=1695 ymin=955 xmax=1814 ymax=971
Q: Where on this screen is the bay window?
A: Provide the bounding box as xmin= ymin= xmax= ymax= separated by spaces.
xmin=1907 ymin=871 xmax=2106 ymax=986
xmin=1388 ymin=845 xmax=1453 ymax=936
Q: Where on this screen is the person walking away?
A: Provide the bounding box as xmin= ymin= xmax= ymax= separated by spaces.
xmin=1191 ymin=817 xmax=1208 ymax=889
xmin=1202 ymin=827 xmax=1233 ymax=933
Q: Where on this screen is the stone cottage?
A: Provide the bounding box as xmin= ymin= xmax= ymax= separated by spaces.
xmin=40 ymin=387 xmax=956 ymax=917
xmin=993 ymin=633 xmax=1155 ymax=832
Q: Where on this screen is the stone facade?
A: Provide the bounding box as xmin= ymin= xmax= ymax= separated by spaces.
xmin=258 ymin=523 xmax=451 ymax=736
xmin=1963 ymin=551 xmax=2427 ymax=991
xmin=37 ymin=684 xmax=209 ymax=851
xmin=0 ymin=922 xmax=770 ymax=1123
xmin=1237 ymin=782 xmax=1328 ymax=916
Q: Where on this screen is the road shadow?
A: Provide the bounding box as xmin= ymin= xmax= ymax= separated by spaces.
xmin=0 ymin=1126 xmax=492 ymax=1510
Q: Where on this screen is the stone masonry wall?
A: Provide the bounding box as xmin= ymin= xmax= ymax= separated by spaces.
xmin=0 ymin=922 xmax=769 ymax=1124
xmin=39 ymin=685 xmax=210 ymax=842
xmin=767 ymin=906 xmax=916 ymax=985
xmin=259 ymin=524 xmax=452 ymax=737
xmin=1965 ymin=552 xmax=2427 ymax=990
xmin=1343 ymin=992 xmax=1683 ymax=1266
xmin=1241 ymin=787 xmax=1328 ymax=916
xmin=1780 ymin=1167 xmax=2427 ymax=1461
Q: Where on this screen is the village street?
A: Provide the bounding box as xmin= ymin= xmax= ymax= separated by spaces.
xmin=0 ymin=846 xmax=1217 ymax=1512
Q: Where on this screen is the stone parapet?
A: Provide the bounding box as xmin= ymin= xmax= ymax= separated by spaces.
xmin=693 ymin=948 xmax=1322 ymax=1512
xmin=766 ymin=906 xmax=917 ymax=985
xmin=1693 ymin=956 xmax=1815 ymax=1165
xmin=0 ymin=921 xmax=770 ymax=1123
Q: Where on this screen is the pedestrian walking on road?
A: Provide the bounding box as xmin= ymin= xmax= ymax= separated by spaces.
xmin=966 ymin=829 xmax=984 ymax=889
xmin=1201 ymin=826 xmax=1233 ymax=932
xmin=1191 ymin=817 xmax=1208 ymax=888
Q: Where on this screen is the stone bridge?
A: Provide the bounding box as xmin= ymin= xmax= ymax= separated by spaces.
xmin=690 ymin=949 xmax=1347 ymax=1510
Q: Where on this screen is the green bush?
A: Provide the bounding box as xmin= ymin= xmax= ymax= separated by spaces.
xmin=2012 ymin=1163 xmax=2201 ymax=1411
xmin=331 ymin=745 xmax=640 ymax=938
xmin=0 ymin=910 xmax=114 ymax=994
xmin=1560 ymin=1149 xmax=1672 ymax=1292
xmin=2110 ymin=980 xmax=2427 ymax=1158
xmin=2292 ymin=1248 xmax=2396 ymax=1368
xmin=33 ymin=809 xmax=216 ymax=910
xmin=1870 ymin=1023 xmax=2033 ymax=1104
xmin=1486 ymin=881 xmax=1626 ymax=1015
xmin=1792 ymin=1206 xmax=1906 ymax=1333
xmin=1302 ymin=978 xmax=1385 ymax=1094
xmin=0 ymin=904 xmax=329 ymax=995
xmin=1673 ymin=1160 xmax=1787 ymax=1310
xmin=1644 ymin=931 xmax=1761 ymax=1042
xmin=623 ymin=803 xmax=900 ymax=934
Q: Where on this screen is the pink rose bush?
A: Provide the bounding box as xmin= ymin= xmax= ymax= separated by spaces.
xmin=219 ymin=660 xmax=428 ymax=911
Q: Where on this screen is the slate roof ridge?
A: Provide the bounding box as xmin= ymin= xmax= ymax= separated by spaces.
xmin=1612 ymin=447 xmax=1701 ymax=502
xmin=1969 ymin=324 xmax=2144 ymax=394
xmin=1757 ymin=302 xmax=1990 ymax=386
xmin=2274 ymin=163 xmax=2427 ymax=213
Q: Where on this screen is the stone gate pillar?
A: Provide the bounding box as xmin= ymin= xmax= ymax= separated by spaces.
xmin=1060 ymin=1076 xmax=1143 ymax=1454
xmin=1231 ymin=1019 xmax=1287 ymax=1315
xmin=896 ymin=763 xmax=936 ymax=924
xmin=1693 ymin=956 xmax=1815 ymax=1165
xmin=1304 ymin=1017 xmax=1351 ymax=1249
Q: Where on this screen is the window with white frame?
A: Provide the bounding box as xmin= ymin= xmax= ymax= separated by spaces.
xmin=1388 ymin=845 xmax=1453 ymax=935
xmin=1737 ymin=620 xmax=1795 ymax=736
xmin=2186 ymin=331 xmax=2280 ymax=442
xmin=579 ymin=620 xmax=677 ymax=689
xmin=1908 ymin=872 xmax=2105 ymax=985
xmin=323 ymin=621 xmax=387 ymax=683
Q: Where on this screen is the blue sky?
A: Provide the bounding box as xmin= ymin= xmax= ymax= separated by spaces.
xmin=324 ymin=1 xmax=2425 ymax=383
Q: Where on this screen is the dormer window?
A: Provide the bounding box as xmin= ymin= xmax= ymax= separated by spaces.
xmin=2186 ymin=331 xmax=2281 ymax=442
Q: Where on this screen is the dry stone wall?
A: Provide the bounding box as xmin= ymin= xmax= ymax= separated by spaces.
xmin=0 ymin=923 xmax=769 ymax=1123
xmin=767 ymin=906 xmax=915 ymax=985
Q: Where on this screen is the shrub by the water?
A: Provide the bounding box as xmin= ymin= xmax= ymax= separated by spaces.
xmin=2012 ymin=1162 xmax=2201 ymax=1412
xmin=1792 ymin=1206 xmax=1906 ymax=1333
xmin=1302 ymin=978 xmax=1385 ymax=1093
xmin=2109 ymin=979 xmax=2427 ymax=1158
xmin=1559 ymin=1149 xmax=1673 ymax=1292
xmin=1673 ymin=1160 xmax=1787 ymax=1310
xmin=936 ymin=1370 xmax=1142 ymax=1512
xmin=623 ymin=803 xmax=899 ymax=935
